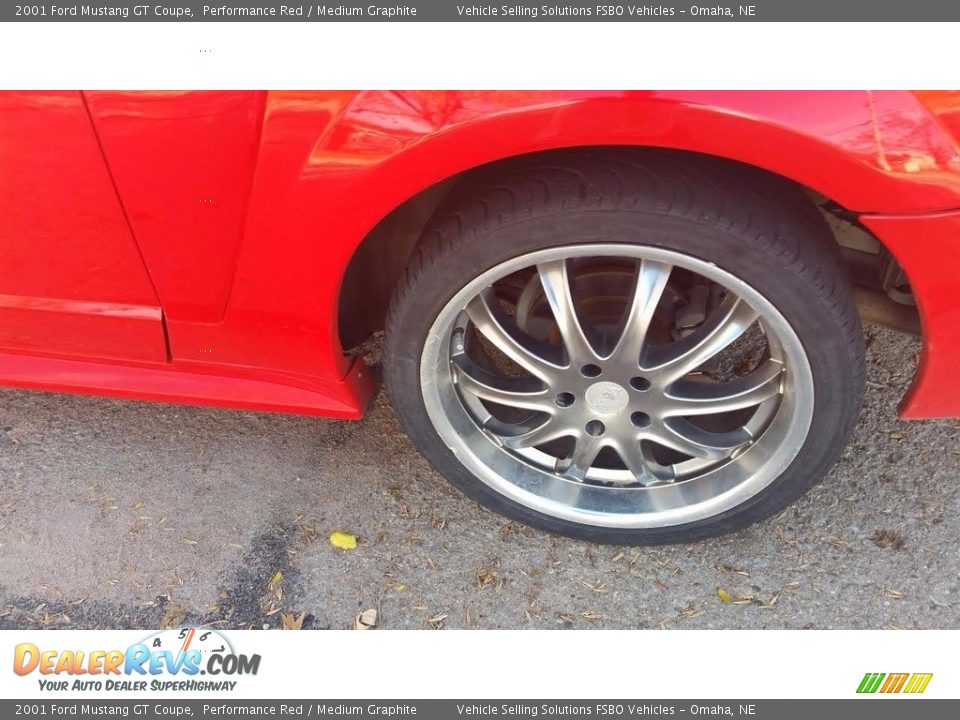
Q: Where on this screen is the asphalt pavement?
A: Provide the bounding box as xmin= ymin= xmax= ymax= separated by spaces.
xmin=0 ymin=325 xmax=958 ymax=630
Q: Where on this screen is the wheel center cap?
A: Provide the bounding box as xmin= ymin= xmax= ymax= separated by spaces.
xmin=584 ymin=381 xmax=629 ymax=415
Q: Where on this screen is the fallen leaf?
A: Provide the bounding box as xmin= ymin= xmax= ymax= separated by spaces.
xmin=354 ymin=609 xmax=378 ymax=630
xmin=873 ymin=529 xmax=905 ymax=550
xmin=269 ymin=570 xmax=283 ymax=588
xmin=160 ymin=604 xmax=187 ymax=629
xmin=477 ymin=569 xmax=496 ymax=589
xmin=329 ymin=531 xmax=357 ymax=550
xmin=281 ymin=611 xmax=305 ymax=630
xmin=717 ymin=588 xmax=733 ymax=604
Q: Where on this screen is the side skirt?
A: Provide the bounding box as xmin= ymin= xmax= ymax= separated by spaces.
xmin=0 ymin=350 xmax=375 ymax=419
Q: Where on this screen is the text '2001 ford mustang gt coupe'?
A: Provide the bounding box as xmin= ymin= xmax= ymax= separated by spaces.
xmin=2 ymin=90 xmax=960 ymax=543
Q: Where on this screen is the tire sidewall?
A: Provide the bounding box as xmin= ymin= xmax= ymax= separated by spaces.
xmin=387 ymin=209 xmax=861 ymax=544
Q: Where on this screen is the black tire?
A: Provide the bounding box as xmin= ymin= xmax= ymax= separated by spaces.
xmin=384 ymin=149 xmax=865 ymax=544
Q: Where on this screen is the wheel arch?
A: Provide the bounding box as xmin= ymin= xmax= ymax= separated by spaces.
xmin=328 ymin=90 xmax=952 ymax=414
xmin=337 ymin=144 xmax=901 ymax=350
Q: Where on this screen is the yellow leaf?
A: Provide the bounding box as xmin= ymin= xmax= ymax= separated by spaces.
xmin=281 ymin=611 xmax=305 ymax=630
xmin=717 ymin=588 xmax=733 ymax=604
xmin=329 ymin=531 xmax=357 ymax=550
xmin=269 ymin=570 xmax=283 ymax=588
xmin=133 ymin=500 xmax=145 ymax=511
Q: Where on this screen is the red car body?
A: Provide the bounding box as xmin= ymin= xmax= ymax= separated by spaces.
xmin=1 ymin=90 xmax=959 ymax=420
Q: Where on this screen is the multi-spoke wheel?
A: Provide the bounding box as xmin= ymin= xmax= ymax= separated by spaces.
xmin=386 ymin=151 xmax=864 ymax=543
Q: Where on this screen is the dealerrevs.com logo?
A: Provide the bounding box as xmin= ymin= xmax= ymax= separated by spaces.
xmin=13 ymin=628 xmax=260 ymax=692
xmin=857 ymin=672 xmax=933 ymax=695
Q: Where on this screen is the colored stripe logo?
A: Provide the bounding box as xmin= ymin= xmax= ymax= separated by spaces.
xmin=857 ymin=672 xmax=933 ymax=694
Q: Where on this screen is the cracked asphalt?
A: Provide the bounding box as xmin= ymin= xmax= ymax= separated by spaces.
xmin=0 ymin=325 xmax=958 ymax=630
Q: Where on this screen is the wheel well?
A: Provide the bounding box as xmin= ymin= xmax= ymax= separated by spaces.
xmin=337 ymin=145 xmax=918 ymax=350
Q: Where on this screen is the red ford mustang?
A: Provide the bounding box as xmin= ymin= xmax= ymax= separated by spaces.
xmin=2 ymin=90 xmax=958 ymax=544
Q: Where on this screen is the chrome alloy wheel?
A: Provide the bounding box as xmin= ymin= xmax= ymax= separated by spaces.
xmin=420 ymin=244 xmax=815 ymax=529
